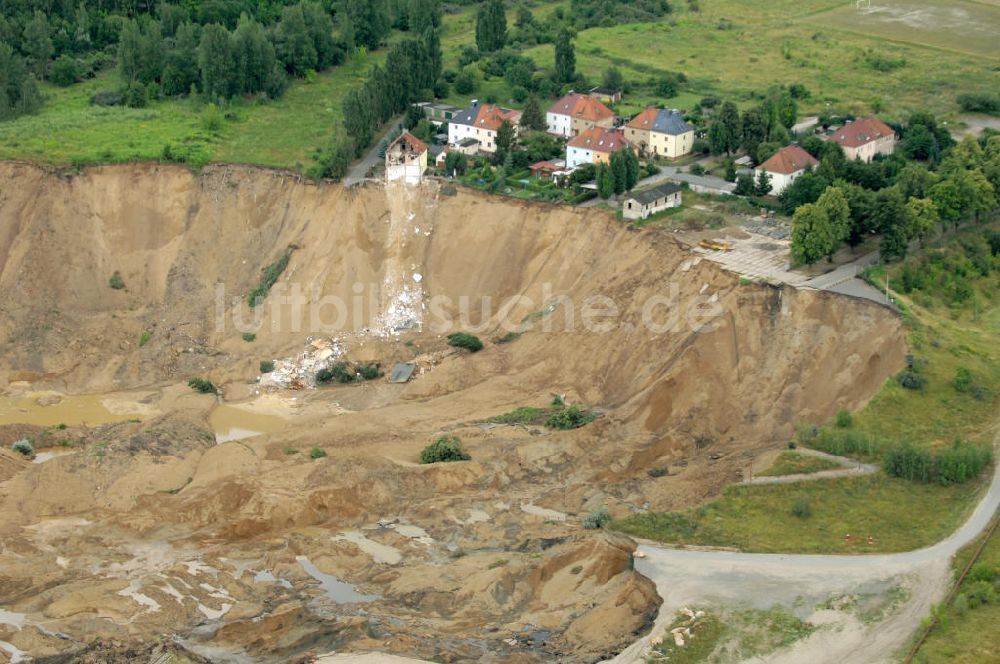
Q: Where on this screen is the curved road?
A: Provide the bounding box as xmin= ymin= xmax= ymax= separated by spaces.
xmin=606 ymin=436 xmax=1000 ymax=664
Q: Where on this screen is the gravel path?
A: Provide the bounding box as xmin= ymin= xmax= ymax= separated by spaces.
xmin=744 ymin=448 xmax=878 ymax=486
xmin=604 ymin=433 xmax=1000 ymax=664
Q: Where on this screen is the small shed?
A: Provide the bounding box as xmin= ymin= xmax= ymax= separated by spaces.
xmin=622 ymin=183 xmax=683 ymax=220
xmin=528 ymin=160 xmax=562 ymax=180
xmin=455 ymin=137 xmax=480 ymax=155
xmin=589 ymin=86 xmax=623 ymax=104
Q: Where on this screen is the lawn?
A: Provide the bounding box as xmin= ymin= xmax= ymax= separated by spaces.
xmin=612 ymin=473 xmax=983 ymax=554
xmin=0 ymin=51 xmax=381 ymax=170
xmin=757 ymin=451 xmax=843 ymax=477
xmin=914 ymin=508 xmax=1000 ymax=663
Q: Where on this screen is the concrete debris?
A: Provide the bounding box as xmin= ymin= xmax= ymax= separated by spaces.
xmin=259 ymin=338 xmax=347 ymax=390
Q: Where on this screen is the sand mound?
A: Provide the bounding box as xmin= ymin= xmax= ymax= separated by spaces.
xmin=0 ymin=163 xmax=905 ymax=663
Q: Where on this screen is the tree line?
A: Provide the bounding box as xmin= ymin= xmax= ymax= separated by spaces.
xmin=787 ymin=124 xmax=999 ymax=265
xmin=0 ymin=0 xmax=435 ymax=118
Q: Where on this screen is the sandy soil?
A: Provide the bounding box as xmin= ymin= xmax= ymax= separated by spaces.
xmin=0 ymin=163 xmax=907 ymax=662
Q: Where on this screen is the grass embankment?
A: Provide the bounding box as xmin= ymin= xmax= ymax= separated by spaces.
xmin=913 ymin=508 xmax=1000 ymax=663
xmin=649 ymin=607 xmax=815 ymax=663
xmin=756 ymin=451 xmax=842 ymax=477
xmin=614 ymin=223 xmax=1000 ymax=554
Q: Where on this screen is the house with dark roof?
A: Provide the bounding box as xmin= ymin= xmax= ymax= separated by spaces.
xmin=566 ymin=127 xmax=633 ymax=168
xmin=447 ymin=100 xmax=522 ymax=154
xmin=385 ymin=131 xmax=429 ymax=184
xmin=754 ymin=144 xmax=819 ymax=195
xmin=622 ymin=183 xmax=683 ymax=220
xmin=589 ymin=86 xmax=622 ymax=104
xmin=546 ymin=92 xmax=616 ymax=138
xmin=624 ymin=108 xmax=695 ymax=159
xmin=829 ymin=116 xmax=896 ymax=163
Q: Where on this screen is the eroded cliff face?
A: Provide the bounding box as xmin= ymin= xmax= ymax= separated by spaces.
xmin=0 ymin=163 xmax=906 ymax=662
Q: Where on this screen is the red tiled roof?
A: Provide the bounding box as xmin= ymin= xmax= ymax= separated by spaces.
xmin=548 ymin=92 xmax=614 ymax=122
xmin=529 ymin=160 xmax=560 ymax=172
xmin=475 ymin=105 xmax=522 ymax=132
xmin=567 ymin=127 xmax=632 ymax=154
xmin=758 ymin=144 xmax=818 ymax=175
xmin=390 ymin=130 xmax=428 ymax=155
xmin=829 ymin=117 xmax=895 ymax=148
xmin=626 ymin=107 xmax=659 ymax=130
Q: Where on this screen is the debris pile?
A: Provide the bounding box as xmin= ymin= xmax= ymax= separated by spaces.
xmin=258 ymin=337 xmax=347 ymax=389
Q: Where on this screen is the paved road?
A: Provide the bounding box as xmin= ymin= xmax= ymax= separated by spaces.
xmin=605 ymin=434 xmax=1000 ymax=664
xmin=343 ymin=117 xmax=403 ymax=186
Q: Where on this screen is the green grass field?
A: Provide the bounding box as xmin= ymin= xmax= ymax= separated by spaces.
xmin=757 ymin=451 xmax=843 ymax=477
xmin=0 ymin=52 xmax=380 ymax=170
xmin=914 ymin=509 xmax=1000 ymax=663
xmin=612 ymin=473 xmax=983 ymax=554
xmin=520 ymin=0 xmax=999 ymax=119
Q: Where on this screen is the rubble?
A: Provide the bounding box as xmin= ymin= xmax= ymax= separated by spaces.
xmin=258 ymin=338 xmax=347 ymax=389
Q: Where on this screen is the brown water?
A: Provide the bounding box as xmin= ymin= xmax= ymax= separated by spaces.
xmin=0 ymin=393 xmax=148 ymax=428
xmin=208 ymin=405 xmax=290 ymax=443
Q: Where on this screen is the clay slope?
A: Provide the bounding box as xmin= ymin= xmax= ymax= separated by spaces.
xmin=0 ymin=163 xmax=906 ymax=663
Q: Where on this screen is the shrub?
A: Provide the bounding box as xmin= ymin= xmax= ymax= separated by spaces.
xmin=420 ymin=436 xmax=470 ymax=464
xmin=969 ymin=562 xmax=999 ymax=585
xmin=546 ymin=405 xmax=596 ymax=430
xmin=884 ymin=442 xmax=934 ymax=483
xmin=260 ymin=360 xmax=275 ymax=373
xmin=357 ymin=363 xmax=383 ymax=380
xmin=648 ymin=466 xmax=669 ymax=478
xmin=496 ymin=331 xmax=521 ymax=344
xmin=953 ymin=367 xmax=974 ymax=394
xmin=834 ymin=410 xmax=853 ymax=428
xmin=51 ymin=55 xmax=79 ymax=87
xmin=247 ymin=252 xmax=291 ymax=307
xmin=582 ymin=506 xmax=611 ymax=529
xmin=109 ymin=271 xmax=125 ymax=290
xmin=90 ymin=89 xmax=125 ymax=106
xmin=316 ymin=362 xmax=356 ymax=384
xmin=897 ymin=370 xmax=926 ymax=390
xmin=201 ymin=103 xmax=224 ymax=131
xmin=966 ymin=580 xmax=997 ymax=608
xmin=188 ymin=378 xmax=218 ymax=394
xmin=492 ymin=406 xmax=542 ymax=424
xmin=242 ymin=332 xmax=256 ymax=343
xmin=285 ymin=446 xmax=299 ymax=455
xmin=791 ymin=499 xmax=811 ymax=519
xmin=954 ymin=593 xmax=969 ymax=616
xmin=309 ymin=447 xmax=327 ymax=459
xmin=139 ymin=330 xmax=152 ymax=347
xmin=447 ymin=332 xmax=484 ymax=352
xmin=12 ymin=439 xmax=34 ymax=458
xmin=885 ymin=439 xmax=991 ymax=485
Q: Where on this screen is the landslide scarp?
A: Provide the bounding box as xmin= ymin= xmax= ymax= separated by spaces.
xmin=0 ymin=163 xmax=906 ymax=663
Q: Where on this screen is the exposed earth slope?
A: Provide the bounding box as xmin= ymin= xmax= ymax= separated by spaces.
xmin=0 ymin=163 xmax=905 ymax=662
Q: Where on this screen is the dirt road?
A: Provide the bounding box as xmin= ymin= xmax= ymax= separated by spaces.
xmin=606 ymin=436 xmax=1000 ymax=664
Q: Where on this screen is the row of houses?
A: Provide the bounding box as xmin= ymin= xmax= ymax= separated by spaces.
xmin=755 ymin=116 xmax=897 ymax=195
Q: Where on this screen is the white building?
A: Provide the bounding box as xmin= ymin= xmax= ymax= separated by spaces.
xmin=622 ymin=183 xmax=682 ymax=220
xmin=754 ymin=144 xmax=819 ymax=196
xmin=546 ymin=92 xmax=615 ymax=138
xmin=448 ymin=100 xmax=521 ymax=154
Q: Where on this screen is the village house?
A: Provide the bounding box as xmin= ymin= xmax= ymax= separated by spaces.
xmin=448 ymin=100 xmax=522 ymax=154
xmin=622 ymin=182 xmax=683 ymax=220
xmin=566 ymin=127 xmax=633 ymax=168
xmin=754 ymin=144 xmax=819 ymax=196
xmin=828 ymin=116 xmax=896 ymax=163
xmin=418 ymin=102 xmax=463 ymax=126
xmin=546 ymin=92 xmax=616 ymax=138
xmin=385 ymin=131 xmax=428 ymax=184
xmin=624 ymin=108 xmax=695 ymax=159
